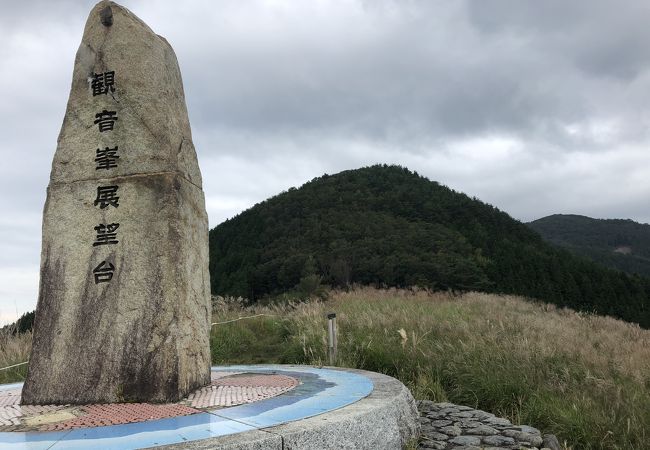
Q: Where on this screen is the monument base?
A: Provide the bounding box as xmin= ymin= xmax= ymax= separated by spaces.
xmin=0 ymin=365 xmax=419 ymax=449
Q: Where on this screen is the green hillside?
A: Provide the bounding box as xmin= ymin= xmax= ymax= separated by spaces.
xmin=529 ymin=214 xmax=650 ymax=277
xmin=209 ymin=165 xmax=650 ymax=327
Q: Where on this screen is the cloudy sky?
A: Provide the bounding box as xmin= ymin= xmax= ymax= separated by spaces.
xmin=1 ymin=0 xmax=649 ymax=323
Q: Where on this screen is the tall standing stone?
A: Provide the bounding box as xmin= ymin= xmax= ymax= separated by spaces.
xmin=22 ymin=1 xmax=211 ymax=404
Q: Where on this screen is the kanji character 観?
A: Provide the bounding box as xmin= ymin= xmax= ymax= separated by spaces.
xmin=93 ymin=261 xmax=115 ymax=284
xmin=93 ymin=223 xmax=120 ymax=246
xmin=95 ymin=146 xmax=119 ymax=170
xmin=94 ymin=185 xmax=120 ymax=209
xmin=91 ymin=71 xmax=115 ymax=96
xmin=94 ymin=110 xmax=118 ymax=132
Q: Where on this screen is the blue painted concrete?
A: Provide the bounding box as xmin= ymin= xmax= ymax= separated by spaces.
xmin=0 ymin=430 xmax=71 ymax=450
xmin=0 ymin=365 xmax=373 ymax=449
xmin=0 ymin=383 xmax=23 ymax=392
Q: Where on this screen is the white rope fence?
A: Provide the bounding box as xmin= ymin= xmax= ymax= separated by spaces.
xmin=0 ymin=314 xmax=277 ymax=372
xmin=0 ymin=361 xmax=28 ymax=371
xmin=211 ymin=313 xmax=277 ymax=326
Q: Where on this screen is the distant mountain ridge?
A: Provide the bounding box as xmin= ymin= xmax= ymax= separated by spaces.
xmin=528 ymin=214 xmax=650 ymax=277
xmin=209 ymin=165 xmax=650 ymax=328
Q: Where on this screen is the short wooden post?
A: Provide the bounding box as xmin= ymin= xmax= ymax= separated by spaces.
xmin=327 ymin=312 xmax=337 ymax=365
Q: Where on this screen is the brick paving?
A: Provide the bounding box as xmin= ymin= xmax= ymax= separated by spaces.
xmin=0 ymin=372 xmax=299 ymax=432
xmin=187 ymin=374 xmax=299 ymax=408
xmin=40 ymin=403 xmax=201 ymax=431
xmin=0 ymin=390 xmax=21 ymax=407
xmin=0 ymin=405 xmax=68 ymax=430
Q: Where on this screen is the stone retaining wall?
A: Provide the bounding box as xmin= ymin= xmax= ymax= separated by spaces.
xmin=417 ymin=401 xmax=562 ymax=450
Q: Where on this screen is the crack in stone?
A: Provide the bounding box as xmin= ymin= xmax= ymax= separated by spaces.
xmin=49 ymin=170 xmax=203 ymax=192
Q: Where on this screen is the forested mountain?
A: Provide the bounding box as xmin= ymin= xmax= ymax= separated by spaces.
xmin=528 ymin=214 xmax=650 ymax=277
xmin=209 ymin=165 xmax=650 ymax=328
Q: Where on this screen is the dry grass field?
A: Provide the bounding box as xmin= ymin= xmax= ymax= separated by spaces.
xmin=210 ymin=288 xmax=650 ymax=449
xmin=0 ymin=330 xmax=30 ymax=384
xmin=2 ymin=288 xmax=649 ymax=449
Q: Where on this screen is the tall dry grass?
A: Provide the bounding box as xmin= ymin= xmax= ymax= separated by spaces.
xmin=211 ymin=287 xmax=650 ymax=449
xmin=0 ymin=330 xmax=31 ymax=384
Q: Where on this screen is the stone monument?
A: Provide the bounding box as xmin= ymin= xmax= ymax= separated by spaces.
xmin=22 ymin=1 xmax=211 ymax=404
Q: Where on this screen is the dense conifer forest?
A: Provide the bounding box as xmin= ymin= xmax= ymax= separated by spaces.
xmin=0 ymin=311 xmax=34 ymax=335
xmin=209 ymin=165 xmax=650 ymax=328
xmin=529 ymin=214 xmax=650 ymax=277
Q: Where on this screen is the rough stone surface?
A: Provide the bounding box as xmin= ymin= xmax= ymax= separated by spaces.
xmin=542 ymin=434 xmax=562 ymax=450
xmin=449 ymin=436 xmax=482 ymax=446
xmin=155 ymin=430 xmax=283 ymax=450
xmin=417 ymin=400 xmax=557 ymax=450
xmin=22 ymin=0 xmax=210 ymax=405
xmin=158 ymin=368 xmax=419 ymax=449
xmin=277 ymin=368 xmax=419 ymax=449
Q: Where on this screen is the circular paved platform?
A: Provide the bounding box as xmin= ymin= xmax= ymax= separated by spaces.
xmin=0 ymin=371 xmax=300 ymax=432
xmin=0 ymin=365 xmax=419 ymax=449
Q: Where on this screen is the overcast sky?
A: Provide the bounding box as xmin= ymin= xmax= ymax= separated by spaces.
xmin=1 ymin=0 xmax=649 ymax=323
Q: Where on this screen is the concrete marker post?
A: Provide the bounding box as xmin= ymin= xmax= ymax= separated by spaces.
xmin=327 ymin=312 xmax=337 ymax=365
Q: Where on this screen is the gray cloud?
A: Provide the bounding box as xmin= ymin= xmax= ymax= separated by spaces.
xmin=1 ymin=0 xmax=650 ymax=321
